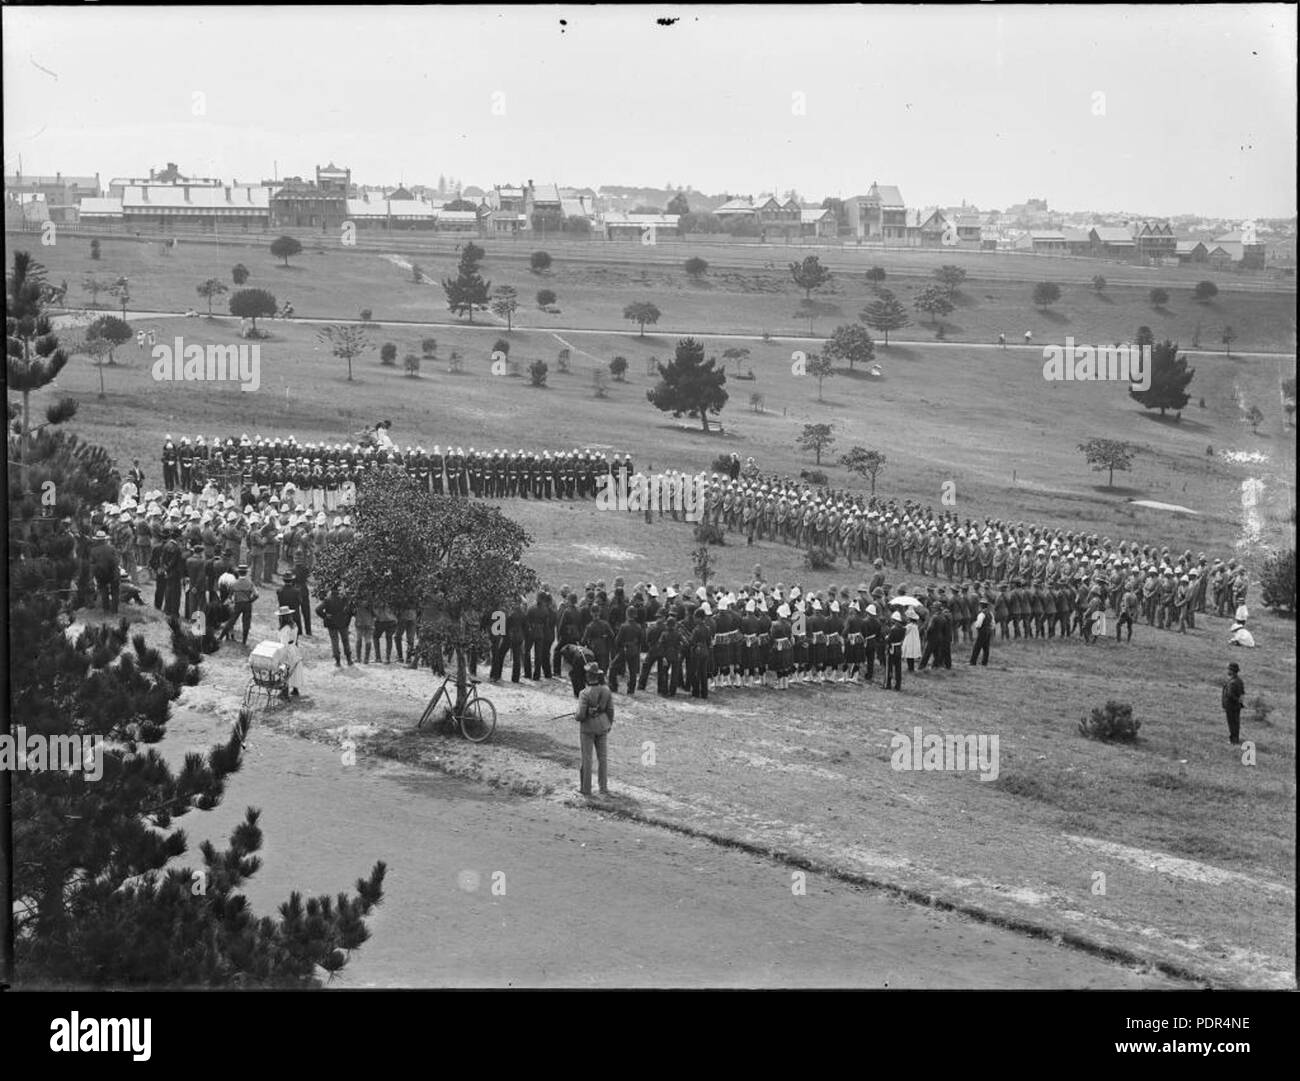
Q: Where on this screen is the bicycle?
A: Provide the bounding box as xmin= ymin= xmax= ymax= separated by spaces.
xmin=417 ymin=673 xmax=497 ymax=742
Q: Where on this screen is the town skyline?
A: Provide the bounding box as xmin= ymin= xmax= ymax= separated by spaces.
xmin=4 ymin=6 xmax=1296 ymax=220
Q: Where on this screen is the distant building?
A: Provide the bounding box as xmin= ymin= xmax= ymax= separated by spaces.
xmin=1129 ymin=219 xmax=1176 ymax=261
xmin=1089 ymin=225 xmax=1136 ymax=257
xmin=271 ymin=163 xmax=351 ymax=230
xmin=849 ymin=182 xmax=907 ymax=242
xmin=1014 ymin=230 xmax=1067 ymax=253
xmin=800 ymin=206 xmax=837 ymax=238
xmin=120 ymin=184 xmax=271 ymax=230
xmin=1212 ymin=230 xmax=1266 ymax=269
xmin=345 ymin=187 xmax=437 ymax=230
xmin=1175 ymin=240 xmax=1209 ymax=265
xmin=434 ymin=209 xmax=482 ymax=233
xmin=603 ymin=213 xmax=680 ymax=241
xmin=4 ymin=170 xmax=101 ymax=223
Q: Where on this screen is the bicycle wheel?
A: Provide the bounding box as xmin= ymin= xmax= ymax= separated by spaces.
xmin=458 ymin=695 xmax=497 ymax=743
xmin=418 ymin=689 xmax=445 ymax=729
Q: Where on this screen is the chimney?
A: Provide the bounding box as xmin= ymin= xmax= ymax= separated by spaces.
xmin=141 ymin=186 xmax=149 ymax=203
xmin=225 ymin=186 xmax=232 ymax=202
xmin=184 ymin=185 xmax=191 ymax=202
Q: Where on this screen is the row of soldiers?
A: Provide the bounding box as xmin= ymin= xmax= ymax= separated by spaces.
xmin=159 ymin=433 xmax=637 ymax=501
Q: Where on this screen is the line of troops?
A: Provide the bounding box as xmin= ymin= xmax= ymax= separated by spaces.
xmin=694 ymin=474 xmax=1252 ymax=626
xmin=159 ymin=434 xmax=639 ymax=503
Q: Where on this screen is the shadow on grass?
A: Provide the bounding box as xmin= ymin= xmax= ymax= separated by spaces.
xmin=1039 ymin=308 xmax=1071 ymax=324
xmin=1090 ymin=485 xmax=1147 ymax=497
xmin=1136 ymin=411 xmax=1213 ymax=435
xmin=880 ymin=345 xmax=923 ymax=362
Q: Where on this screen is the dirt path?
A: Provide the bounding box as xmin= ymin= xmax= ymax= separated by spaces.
xmin=158 ymin=707 xmax=1173 ymax=988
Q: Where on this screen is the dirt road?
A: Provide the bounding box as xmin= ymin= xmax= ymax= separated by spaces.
xmin=159 ymin=709 xmax=1172 ymax=988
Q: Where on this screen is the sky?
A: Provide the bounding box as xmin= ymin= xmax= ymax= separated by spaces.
xmin=4 ymin=5 xmax=1296 ymax=218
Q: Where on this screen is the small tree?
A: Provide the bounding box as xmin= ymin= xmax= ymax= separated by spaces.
xmin=750 ymin=392 xmax=765 ymax=413
xmin=1032 ymin=281 xmax=1061 ymax=309
xmin=646 ymin=336 xmax=728 ymax=432
xmin=624 ymin=301 xmax=662 ymax=337
xmin=232 ymin=263 xmax=249 ymax=285
xmin=196 ymin=278 xmax=228 ymax=316
xmin=442 ymin=245 xmax=491 ymax=323
xmin=1149 ymin=287 xmax=1170 ymax=309
xmin=229 ymin=288 xmax=278 ymax=333
xmin=360 ymin=308 xmax=374 ymax=323
xmin=859 ymin=289 xmax=911 ymax=345
xmin=537 ymin=288 xmax=557 ymax=309
xmin=609 ymin=355 xmax=628 ymax=382
xmin=1078 ymin=700 xmax=1141 ymax=743
xmin=404 ymin=353 xmax=421 ymax=378
xmin=490 ymin=285 xmax=519 ymax=331
xmin=807 ymin=352 xmax=834 ymax=401
xmin=790 ymin=254 xmax=832 ymax=300
xmin=411 ymin=261 xmax=424 ymax=284
xmin=380 ymin=342 xmax=398 ymax=367
xmin=839 ymin=445 xmax=886 ymax=494
xmin=448 ymin=350 xmax=463 ymax=373
xmin=864 ymin=266 xmax=887 ymax=286
xmin=493 ymin=337 xmax=511 ymax=358
xmin=914 ymin=284 xmax=954 ymax=326
xmin=421 ymin=337 xmax=437 ymax=358
xmin=86 ymin=314 xmax=132 ymax=365
xmin=1222 ymin=325 xmax=1237 ymax=358
xmin=1077 ymin=437 xmax=1136 ymax=488
xmin=684 ymin=256 xmax=709 ymax=279
xmin=557 ymin=347 xmax=571 ymax=373
xmin=1259 ymin=548 xmax=1296 ymax=613
xmin=1091 ymin=274 xmax=1107 ymax=294
xmin=270 ymin=235 xmax=303 ymax=267
xmin=1193 ymin=280 xmax=1218 ymax=303
xmin=935 ymin=264 xmax=967 ymax=296
xmin=824 ymin=323 xmax=875 ymax=372
xmin=316 ymin=323 xmax=374 ymax=382
xmin=89 ymin=238 xmax=101 ymax=261
xmin=530 ymin=250 xmax=552 ymax=273
xmin=82 ymin=274 xmax=109 ymax=307
xmin=529 ymin=359 xmax=549 ymax=387
xmin=83 ymin=336 xmax=112 ymax=398
xmin=797 ymin=422 xmax=836 ymax=465
xmin=1130 ymin=340 xmax=1194 ymax=417
xmin=1246 ymin=405 xmax=1264 ymax=433
xmin=692 ymin=545 xmax=715 ymax=587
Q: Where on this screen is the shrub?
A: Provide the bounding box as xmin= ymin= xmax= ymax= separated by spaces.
xmin=799 ymin=468 xmax=828 ymax=486
xmin=530 ymin=251 xmax=552 ymax=273
xmin=1149 ymin=288 xmax=1169 ymax=309
xmin=804 ymin=546 xmax=836 ymax=571
xmin=694 ymin=521 xmax=726 ymax=546
xmin=1193 ymin=280 xmax=1218 ymax=302
xmin=609 ymin=355 xmax=628 ymax=381
xmin=421 ymin=337 xmax=437 ymax=357
xmin=1078 ymin=700 xmax=1141 ymax=743
xmin=556 ymin=347 xmax=570 ymax=373
xmin=411 ymin=262 xmax=424 ymax=283
xmin=684 ymin=256 xmax=709 ymax=279
xmin=1259 ymin=548 xmax=1295 ymax=612
xmin=380 ymin=342 xmax=397 ymax=366
xmin=528 ymin=359 xmax=549 ymax=387
xmin=90 ymin=239 xmax=101 ymax=261
xmin=360 ymin=308 xmax=373 ymax=323
xmin=403 ymin=353 xmax=421 ymax=377
xmin=537 ymin=288 xmax=557 ymax=308
xmin=493 ymin=337 xmax=510 ymax=357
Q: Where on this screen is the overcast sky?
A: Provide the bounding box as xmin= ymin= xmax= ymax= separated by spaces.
xmin=4 ymin=5 xmax=1295 ymax=218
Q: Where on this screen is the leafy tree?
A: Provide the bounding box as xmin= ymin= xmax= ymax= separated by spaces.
xmin=89 ymin=238 xmax=101 ymax=261
xmin=86 ymin=314 xmax=132 ymax=364
xmin=314 ymin=470 xmax=536 ymax=713
xmin=1149 ymin=287 xmax=1170 ymax=309
xmin=411 ymin=262 xmax=424 ymax=284
xmin=529 ymin=359 xmax=549 ymax=387
xmin=750 ymin=391 xmax=765 ymax=413
xmin=1259 ymin=548 xmax=1296 ymax=613
xmin=359 ymin=308 xmax=374 ymax=323
xmin=537 ymin=288 xmax=557 ymax=308
xmin=859 ymin=289 xmax=911 ymax=345
xmin=530 ymin=250 xmax=552 ymax=273
xmin=443 ymin=198 xmax=477 ymax=213
xmin=1222 ymin=325 xmax=1237 ymax=358
xmin=421 ymin=337 xmax=437 ymax=357
xmin=790 ymin=254 xmax=832 ymax=300
xmin=839 ymin=445 xmax=886 ymax=494
xmin=1032 ymin=281 xmax=1061 ymax=309
xmin=609 ymin=355 xmax=628 ymax=382
xmin=109 ymin=276 xmax=132 ymax=320
xmin=380 ymin=342 xmax=398 ymax=367
xmin=404 ymin=352 xmax=421 ymax=378
xmin=913 ymin=283 xmax=954 ymax=325
xmin=796 ymin=422 xmax=836 ymax=465
xmin=316 ymin=323 xmax=374 ymax=382
xmin=8 ymin=252 xmax=78 ymax=486
xmin=666 ymin=192 xmax=691 ymax=217
xmin=824 ymin=323 xmax=875 ymax=371
xmin=442 ymin=244 xmax=491 ymax=323
xmin=646 ymin=336 xmax=728 ymax=432
xmin=684 ymin=256 xmax=709 ymax=279
xmin=806 ymin=352 xmax=834 ymax=401
xmin=490 ymin=285 xmax=518 ymax=331
xmin=1129 ymin=340 xmax=1194 ymax=418
xmin=270 ymin=235 xmax=303 ymax=267
xmin=82 ymin=335 xmax=112 ymax=398
xmin=624 ymin=301 xmax=662 ymax=337
xmin=935 ymin=264 xmax=967 ymax=296
xmin=1136 ymin=325 xmax=1154 ymax=347
xmin=229 ymin=288 xmax=278 ymax=333
xmin=864 ymin=266 xmax=887 ymax=286
xmin=82 ymin=274 xmax=109 ymax=307
xmin=1246 ymin=405 xmax=1264 ymax=433
xmin=492 ymin=337 xmax=510 ymax=358
xmin=720 ymin=346 xmax=751 ymax=374
xmin=1193 ymin=280 xmax=1218 ymax=302
xmin=1077 ymin=437 xmax=1136 ymax=487
xmin=631 ymin=205 xmax=662 ymax=215
xmin=196 ymin=278 xmax=228 ymax=315
xmin=1091 ymin=274 xmax=1107 ymax=294
xmin=232 ymin=263 xmax=249 ymax=285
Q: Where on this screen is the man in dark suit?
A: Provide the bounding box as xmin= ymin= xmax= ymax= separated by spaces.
xmin=277 ymin=573 xmax=304 ymax=637
xmin=1222 ymin=662 xmax=1245 ymax=745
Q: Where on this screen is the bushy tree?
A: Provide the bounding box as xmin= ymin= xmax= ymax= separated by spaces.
xmin=1259 ymin=549 xmax=1295 ymax=613
xmin=270 ymin=235 xmax=303 ymax=267
xmin=1091 ymin=274 xmax=1107 ymax=294
xmin=404 ymin=353 xmax=421 ymax=377
xmin=859 ymin=289 xmax=911 ymax=345
xmin=442 ymin=243 xmax=491 ymax=323
xmin=1077 ymin=437 xmax=1136 ymax=487
xmin=624 ymin=301 xmax=661 ymax=337
xmin=806 ymin=351 xmax=834 ymax=401
xmin=1149 ymin=287 xmax=1170 ymax=309
xmin=229 ymin=288 xmax=278 ymax=332
xmin=839 ymin=445 xmax=886 ymax=494
xmin=609 ymin=355 xmax=628 ymax=381
xmin=796 ymin=422 xmax=835 ymax=465
xmin=316 ymin=323 xmax=373 ymax=382
xmin=935 ymin=264 xmax=967 ymax=296
xmin=646 ymin=337 xmax=728 ymax=432
xmin=86 ymin=314 xmax=132 ymax=368
xmin=421 ymin=337 xmax=437 ymax=357
xmin=684 ymin=256 xmax=709 ymax=279
xmin=232 ymin=263 xmax=249 ymax=285
xmin=824 ymin=323 xmax=875 ymax=371
xmin=196 ymin=278 xmax=228 ymax=316
xmin=790 ymin=254 xmax=832 ymax=300
xmin=490 ymin=285 xmax=518 ymax=331
xmin=380 ymin=342 xmax=398 ymax=367
xmin=1129 ymin=340 xmax=1194 ymax=418
xmin=537 ymin=288 xmax=557 ymax=309
xmin=1193 ymin=280 xmax=1218 ymax=302
xmin=529 ymin=250 xmax=552 ymax=273
xmin=82 ymin=274 xmax=109 ymax=307
xmin=529 ymin=359 xmax=549 ymax=387
xmin=914 ymin=284 xmax=954 ymax=325
xmin=1032 ymin=281 xmax=1061 ymax=309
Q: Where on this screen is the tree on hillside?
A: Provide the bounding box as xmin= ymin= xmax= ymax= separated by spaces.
xmin=229 ymin=288 xmax=278 ymax=333
xmin=1129 ymin=340 xmax=1194 ymax=418
xmin=1222 ymin=325 xmax=1237 ymax=358
xmin=790 ymin=255 xmax=832 ymax=300
xmin=1136 ymin=325 xmax=1154 ymax=348
xmin=529 ymin=359 xmax=549 ymax=387
xmin=913 ymin=284 xmax=954 ymax=326
xmin=624 ymin=301 xmax=661 ymax=337
xmin=839 ymin=445 xmax=887 ymax=494
xmin=859 ymin=289 xmax=911 ymax=345
xmin=196 ymin=278 xmax=229 ymax=316
xmin=380 ymin=342 xmax=398 ymax=367
xmin=1149 ymin=287 xmax=1170 ymax=309
xmin=82 ymin=274 xmax=110 ymax=308
xmin=1091 ymin=274 xmax=1107 ymax=294
xmin=684 ymin=256 xmax=709 ymax=279
xmin=824 ymin=323 xmax=875 ymax=371
xmin=442 ymin=244 xmax=491 ymax=323
xmin=1193 ymin=280 xmax=1218 ymax=303
xmin=646 ymin=336 xmax=728 ymax=432
xmin=609 ymin=355 xmax=628 ymax=382
xmin=796 ymin=422 xmax=836 ymax=466
xmin=1259 ymin=548 xmax=1296 ymax=613
xmin=109 ymin=276 xmax=132 ymax=320
xmin=86 ymin=314 xmax=132 ymax=365
xmin=806 ymin=352 xmax=835 ymax=402
xmin=8 ymin=252 xmax=78 ymax=487
xmin=1032 ymin=281 xmax=1062 ymax=309
xmin=490 ymin=285 xmax=519 ymax=331
xmin=270 ymin=235 xmax=303 ymax=267
xmin=935 ymin=264 xmax=966 ymax=296
xmin=1077 ymin=437 xmax=1136 ymax=488
xmin=316 ymin=323 xmax=374 ymax=382
xmin=667 ymin=192 xmax=691 ymax=217
xmin=530 ymin=250 xmax=552 ymax=273
xmin=314 ymin=470 xmax=537 ymax=714
xmin=864 ymin=266 xmax=887 ymax=287
xmin=536 ymin=288 xmax=557 ymax=309
xmin=232 ymin=263 xmax=250 ymax=285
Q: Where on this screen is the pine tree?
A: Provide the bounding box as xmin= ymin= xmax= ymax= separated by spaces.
xmin=859 ymin=289 xmax=911 ymax=345
xmin=442 ymin=243 xmax=491 ymax=323
xmin=1129 ymin=340 xmax=1194 ymax=418
xmin=646 ymin=337 xmax=728 ymax=432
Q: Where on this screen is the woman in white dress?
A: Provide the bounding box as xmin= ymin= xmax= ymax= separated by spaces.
xmin=276 ymin=605 xmax=305 ymax=698
xmin=902 ymin=608 xmax=922 ymax=672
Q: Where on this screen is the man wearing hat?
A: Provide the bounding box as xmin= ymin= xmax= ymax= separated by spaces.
xmin=89 ymin=529 xmax=121 ymax=614
xmin=970 ymin=599 xmax=994 ymax=666
xmin=575 ymin=663 xmax=615 ymax=799
xmin=1222 ymin=662 xmax=1245 ymax=745
xmin=884 ymin=611 xmax=906 ymax=690
xmin=277 ymin=572 xmax=304 ymax=638
xmin=221 ymin=563 xmax=259 ymax=645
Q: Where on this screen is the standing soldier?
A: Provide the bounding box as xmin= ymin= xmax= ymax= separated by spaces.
xmin=576 ymin=663 xmax=615 ymax=799
xmin=884 ymin=611 xmax=906 ymax=690
xmin=1221 ymin=662 xmax=1244 ymax=745
xmin=609 ymin=609 xmax=643 ymax=695
xmin=162 ymin=434 xmax=179 ymax=491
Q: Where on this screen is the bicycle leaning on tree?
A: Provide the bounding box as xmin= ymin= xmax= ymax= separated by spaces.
xmin=418 ymin=672 xmax=497 ymax=742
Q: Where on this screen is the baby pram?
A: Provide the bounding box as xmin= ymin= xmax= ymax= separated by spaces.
xmin=244 ymin=639 xmax=292 ymax=712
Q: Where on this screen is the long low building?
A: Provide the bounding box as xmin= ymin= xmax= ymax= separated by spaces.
xmin=603 ymin=212 xmax=680 ymax=240
xmin=119 ymin=184 xmax=271 ymax=229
